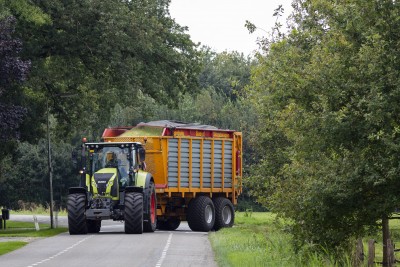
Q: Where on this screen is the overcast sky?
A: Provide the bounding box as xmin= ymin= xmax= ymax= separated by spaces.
xmin=169 ymin=0 xmax=293 ymax=56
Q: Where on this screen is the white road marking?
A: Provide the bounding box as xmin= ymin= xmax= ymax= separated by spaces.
xmin=25 ymin=235 xmax=93 ymax=267
xmin=155 ymin=233 xmax=173 ymax=267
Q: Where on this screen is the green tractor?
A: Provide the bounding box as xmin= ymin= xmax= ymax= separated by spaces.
xmin=67 ymin=141 xmax=157 ymax=234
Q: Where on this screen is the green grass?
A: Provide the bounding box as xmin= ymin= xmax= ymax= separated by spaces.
xmin=0 ymin=221 xmax=67 ymax=237
xmin=210 ymin=212 xmax=400 ymax=267
xmin=210 ymin=212 xmax=349 ymax=267
xmin=0 ymin=220 xmax=68 ymax=256
xmin=0 ymin=241 xmax=28 ymax=256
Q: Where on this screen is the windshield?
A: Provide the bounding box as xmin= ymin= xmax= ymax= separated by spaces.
xmin=92 ymin=147 xmax=132 ymax=176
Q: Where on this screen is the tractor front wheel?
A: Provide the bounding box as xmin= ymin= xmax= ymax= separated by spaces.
xmin=67 ymin=193 xmax=87 ymax=235
xmin=124 ymin=192 xmax=143 ymax=234
xmin=187 ymin=196 xmax=215 ymax=232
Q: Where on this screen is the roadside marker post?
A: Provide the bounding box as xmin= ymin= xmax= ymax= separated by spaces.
xmin=33 ymin=215 xmax=40 ymax=231
xmin=55 ymin=211 xmax=58 ymax=228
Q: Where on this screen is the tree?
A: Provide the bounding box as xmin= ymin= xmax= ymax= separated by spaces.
xmin=0 ymin=0 xmax=203 ymax=208
xmin=0 ymin=139 xmax=77 ymax=209
xmin=0 ymin=16 xmax=30 ymax=158
xmin=9 ymin=0 xmax=201 ymax=139
xmin=199 ymin=48 xmax=253 ymax=101
xmin=247 ymin=0 xmax=400 ymax=256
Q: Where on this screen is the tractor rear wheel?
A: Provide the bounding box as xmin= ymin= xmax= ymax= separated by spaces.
xmin=87 ymin=220 xmax=101 ymax=233
xmin=143 ymin=182 xmax=157 ymax=232
xmin=124 ymin=192 xmax=143 ymax=234
xmin=157 ymin=217 xmax=181 ymax=231
xmin=187 ymin=196 xmax=215 ymax=232
xmin=213 ymin=197 xmax=234 ymax=231
xmin=67 ymin=193 xmax=87 ymax=235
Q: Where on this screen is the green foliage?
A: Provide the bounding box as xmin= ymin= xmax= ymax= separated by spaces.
xmin=247 ymin=0 xmax=400 ymax=253
xmin=0 ymin=241 xmax=27 ymax=256
xmin=199 ymin=48 xmax=253 ymax=100
xmin=209 ymin=212 xmax=351 ymax=267
xmin=8 ymin=0 xmax=51 ymax=25
xmin=0 ymin=221 xmax=67 ymax=237
xmin=3 ymin=0 xmax=201 ymax=141
xmin=0 ymin=0 xmax=205 ymax=209
xmin=0 ymin=139 xmax=77 ymax=209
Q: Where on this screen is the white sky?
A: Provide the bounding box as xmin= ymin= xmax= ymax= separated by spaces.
xmin=169 ymin=0 xmax=293 ymax=56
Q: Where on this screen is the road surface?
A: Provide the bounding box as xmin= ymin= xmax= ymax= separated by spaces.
xmin=0 ymin=215 xmax=217 ymax=267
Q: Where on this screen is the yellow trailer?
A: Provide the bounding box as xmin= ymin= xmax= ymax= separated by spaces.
xmin=102 ymin=120 xmax=242 ymax=231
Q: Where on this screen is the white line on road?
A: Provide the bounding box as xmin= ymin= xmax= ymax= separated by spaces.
xmin=25 ymin=235 xmax=93 ymax=267
xmin=155 ymin=233 xmax=173 ymax=267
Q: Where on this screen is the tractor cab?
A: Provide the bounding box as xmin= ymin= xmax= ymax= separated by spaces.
xmin=84 ymin=142 xmax=145 ymax=193
xmin=91 ymin=147 xmax=131 ymax=189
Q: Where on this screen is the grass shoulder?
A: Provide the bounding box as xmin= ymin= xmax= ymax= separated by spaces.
xmin=209 ymin=212 xmax=344 ymax=267
xmin=210 ymin=212 xmax=296 ymax=267
xmin=0 ymin=241 xmax=27 ymax=256
xmin=210 ymin=212 xmax=400 ymax=266
xmin=0 ymin=221 xmax=68 ymax=256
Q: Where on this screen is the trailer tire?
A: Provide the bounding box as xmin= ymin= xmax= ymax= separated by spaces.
xmin=87 ymin=220 xmax=101 ymax=233
xmin=187 ymin=196 xmax=215 ymax=232
xmin=157 ymin=218 xmax=181 ymax=231
xmin=67 ymin=193 xmax=87 ymax=235
xmin=124 ymin=192 xmax=143 ymax=234
xmin=143 ymin=182 xmax=157 ymax=232
xmin=213 ymin=197 xmax=235 ymax=231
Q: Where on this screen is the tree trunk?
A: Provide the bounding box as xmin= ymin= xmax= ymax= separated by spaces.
xmin=368 ymin=239 xmax=375 ymax=267
xmin=354 ymin=238 xmax=364 ymax=266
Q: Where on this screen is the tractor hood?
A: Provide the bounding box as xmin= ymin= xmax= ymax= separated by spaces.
xmin=91 ymin=168 xmax=119 ymax=200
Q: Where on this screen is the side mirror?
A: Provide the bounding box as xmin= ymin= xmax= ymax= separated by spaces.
xmin=138 ymin=148 xmax=145 ymax=162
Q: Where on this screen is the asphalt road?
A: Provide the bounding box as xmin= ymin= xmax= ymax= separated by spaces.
xmin=0 ymin=215 xmax=217 ymax=267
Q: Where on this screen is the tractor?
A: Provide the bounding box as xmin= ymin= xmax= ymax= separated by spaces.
xmin=67 ymin=141 xmax=156 ymax=234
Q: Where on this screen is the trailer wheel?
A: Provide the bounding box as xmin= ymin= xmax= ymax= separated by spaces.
xmin=67 ymin=193 xmax=87 ymax=235
xmin=87 ymin=220 xmax=101 ymax=233
xmin=124 ymin=192 xmax=143 ymax=234
xmin=157 ymin=217 xmax=181 ymax=231
xmin=187 ymin=196 xmax=215 ymax=232
xmin=143 ymin=181 xmax=157 ymax=232
xmin=213 ymin=197 xmax=235 ymax=231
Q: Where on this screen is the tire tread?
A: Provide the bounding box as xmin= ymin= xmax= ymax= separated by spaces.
xmin=213 ymin=197 xmax=234 ymax=231
xmin=187 ymin=196 xmax=215 ymax=232
xmin=124 ymin=192 xmax=143 ymax=234
xmin=67 ymin=193 xmax=87 ymax=235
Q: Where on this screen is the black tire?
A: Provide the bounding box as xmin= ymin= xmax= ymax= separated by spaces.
xmin=213 ymin=197 xmax=235 ymax=231
xmin=187 ymin=196 xmax=215 ymax=232
xmin=157 ymin=217 xmax=181 ymax=231
xmin=67 ymin=193 xmax=87 ymax=235
xmin=124 ymin=192 xmax=143 ymax=234
xmin=143 ymin=182 xmax=157 ymax=232
xmin=87 ymin=220 xmax=101 ymax=233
